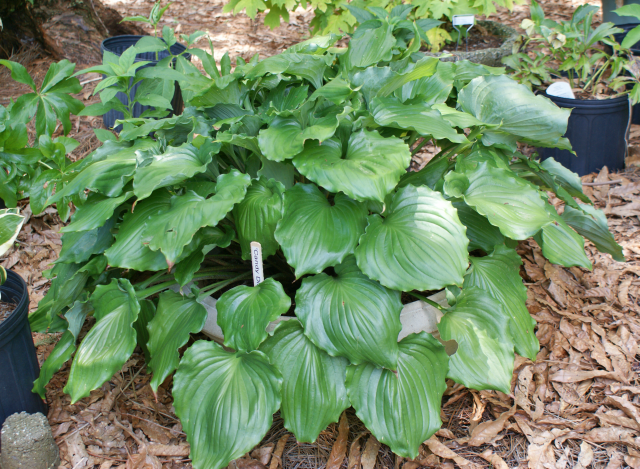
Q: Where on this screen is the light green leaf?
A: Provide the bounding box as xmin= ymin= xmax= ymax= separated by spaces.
xmin=444 ymin=162 xmax=551 ymax=240
xmin=464 ymin=245 xmax=539 ymax=361
xmin=438 ymin=287 xmax=514 ymax=394
xmin=65 ymin=279 xmax=140 ymax=403
xmin=275 ymin=183 xmax=367 ymax=277
xmin=536 ymin=207 xmax=592 ymax=269
xmin=293 ymin=129 xmax=410 ymax=203
xmin=147 ymin=291 xmax=209 ymax=392
xmin=244 ymin=53 xmax=329 ymax=88
xmin=345 ymin=19 xmax=395 ymax=68
xmin=0 ymin=209 xmax=25 ymax=257
xmin=396 ymin=61 xmax=454 ymax=104
xmin=370 ymin=97 xmax=467 ymax=143
xmin=562 ymin=204 xmax=624 ymax=262
xmin=295 ymin=256 xmax=401 ymax=369
xmin=309 ymin=77 xmax=357 ymax=104
xmin=345 ymin=332 xmax=448 ymax=459
xmin=217 ymin=278 xmax=291 ymax=352
xmin=356 ymin=184 xmax=469 ymax=291
xmin=143 ymin=170 xmax=251 ymax=267
xmin=233 ymin=177 xmax=285 ymax=260
xmin=173 ymin=341 xmax=282 ymax=469
xmin=61 ymin=192 xmax=134 ymax=233
xmin=260 ymin=319 xmax=349 ymax=443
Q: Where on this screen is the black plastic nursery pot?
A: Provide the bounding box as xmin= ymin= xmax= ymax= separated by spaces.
xmin=537 ymin=92 xmax=631 ymax=176
xmin=100 ymin=35 xmax=191 ymax=131
xmin=0 ymin=270 xmax=47 ymax=428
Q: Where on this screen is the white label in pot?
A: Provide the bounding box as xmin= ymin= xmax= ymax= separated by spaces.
xmin=452 ymin=14 xmax=475 ymax=26
xmin=547 ymin=82 xmax=575 ymax=99
xmin=250 ymin=241 xmax=264 ymax=286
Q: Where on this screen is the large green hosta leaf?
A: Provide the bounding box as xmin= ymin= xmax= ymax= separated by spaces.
xmin=105 ymin=191 xmax=172 ymax=271
xmin=438 ymin=288 xmax=514 ymax=394
xmin=147 ymin=291 xmax=209 ymax=392
xmin=173 ymin=341 xmax=282 ymax=469
xmin=458 ymin=75 xmax=570 ymax=145
xmin=57 ymin=214 xmax=117 ymax=264
xmin=345 ymin=19 xmax=395 ymax=68
xmin=464 ymin=245 xmax=538 ymax=361
xmin=32 ymin=300 xmax=91 ymax=398
xmin=452 ymin=200 xmax=505 ymax=252
xmin=444 ymin=162 xmax=551 ymax=240
xmin=217 ymin=278 xmax=291 ymax=352
xmin=396 ymin=61 xmax=454 ymax=104
xmin=275 ymin=184 xmax=367 ymax=277
xmin=143 ymin=170 xmax=250 ymax=267
xmin=293 ymin=130 xmax=411 ymax=203
xmin=65 ymin=279 xmax=140 ymax=403
xmin=233 ymin=177 xmax=285 ymax=260
xmin=260 ymin=320 xmax=349 ymax=443
xmin=369 ymin=97 xmax=466 ymax=143
xmin=244 ymin=53 xmax=329 ymax=89
xmin=536 ymin=209 xmax=592 ymax=269
xmin=295 ymin=256 xmax=402 ymax=369
xmin=345 ymin=332 xmax=448 ymax=459
xmin=133 ymin=141 xmax=219 ymax=200
xmin=355 ymin=185 xmax=468 ymax=291
xmin=61 ymin=192 xmax=134 ymax=233
xmin=562 ymin=204 xmax=624 ymax=262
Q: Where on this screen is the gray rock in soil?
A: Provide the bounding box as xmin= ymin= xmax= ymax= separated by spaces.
xmin=0 ymin=412 xmax=60 ymax=469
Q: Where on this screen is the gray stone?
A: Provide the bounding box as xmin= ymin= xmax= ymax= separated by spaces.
xmin=0 ymin=412 xmax=60 ymax=469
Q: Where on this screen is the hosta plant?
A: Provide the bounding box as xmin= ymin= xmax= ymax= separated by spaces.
xmin=29 ymin=19 xmax=623 ymax=469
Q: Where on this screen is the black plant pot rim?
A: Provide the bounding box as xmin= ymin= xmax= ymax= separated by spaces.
xmin=541 ymin=90 xmax=630 ymax=108
xmin=101 ymin=35 xmax=191 ymax=63
xmin=0 ymin=270 xmax=29 ymax=343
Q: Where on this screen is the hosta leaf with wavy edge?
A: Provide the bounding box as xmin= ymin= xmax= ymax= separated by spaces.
xmin=458 ymin=75 xmax=571 ymax=144
xmin=105 ymin=191 xmax=172 ymax=271
xmin=444 ymin=162 xmax=551 ymax=240
xmin=355 ymin=184 xmax=469 ymax=291
xmin=32 ymin=300 xmax=91 ymax=398
xmin=147 ymin=291 xmax=209 ymax=392
xmin=345 ymin=332 xmax=448 ymax=459
xmin=437 ymin=287 xmax=515 ymax=394
xmin=345 ymin=19 xmax=395 ymax=68
xmin=217 ymin=278 xmax=291 ymax=352
xmin=396 ymin=61 xmax=454 ymax=104
xmin=536 ymin=208 xmax=592 ymax=269
xmin=295 ymin=256 xmax=402 ymax=369
xmin=173 ymin=341 xmax=282 ymax=469
xmin=369 ymin=97 xmax=467 ymax=143
xmin=61 ymin=192 xmax=134 ymax=233
xmin=562 ymin=204 xmax=624 ymax=262
xmin=260 ymin=319 xmax=349 ymax=443
xmin=464 ymin=245 xmax=539 ymax=361
xmin=233 ymin=177 xmax=285 ymax=260
xmin=50 ymin=139 xmax=158 ymax=202
xmin=293 ymin=129 xmax=411 ymax=203
xmin=133 ymin=141 xmax=219 ymax=200
xmin=275 ymin=184 xmax=368 ymax=277
xmin=64 ymin=279 xmax=140 ymax=403
xmin=143 ymin=170 xmax=251 ymax=267
xmin=244 ymin=53 xmax=329 ymax=89
xmin=451 ymin=200 xmax=505 ymax=252
xmin=57 ymin=213 xmax=117 ymax=264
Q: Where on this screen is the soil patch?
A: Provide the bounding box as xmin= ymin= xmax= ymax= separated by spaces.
xmin=444 ymin=26 xmax=504 ymax=52
xmin=0 ymin=299 xmax=16 ymax=324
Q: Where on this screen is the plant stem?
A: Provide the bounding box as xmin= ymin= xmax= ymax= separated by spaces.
xmin=197 ymin=272 xmax=251 ymax=300
xmin=411 ymin=137 xmax=430 ymax=156
xmin=135 ymin=280 xmax=177 ymax=299
xmin=406 ymin=291 xmax=444 ymax=310
xmin=134 ymin=271 xmax=166 ymax=290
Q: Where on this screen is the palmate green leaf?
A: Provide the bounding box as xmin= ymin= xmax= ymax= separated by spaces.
xmin=217 ymin=278 xmax=291 ymax=352
xmin=104 ymin=191 xmax=172 ymax=272
xmin=65 ymin=279 xmax=140 ymax=403
xmin=133 ymin=141 xmax=220 ymax=200
xmin=562 ymin=204 xmax=625 ymax=262
xmin=51 ymin=140 xmax=159 ymax=203
xmin=452 ymin=200 xmax=505 ymax=252
xmin=0 ymin=59 xmax=36 ymax=91
xmin=346 ymin=332 xmax=448 ymax=459
xmin=369 ymin=97 xmax=467 ymax=143
xmin=458 ymin=75 xmax=570 ymax=145
xmin=293 ymin=130 xmax=411 ymax=203
xmin=61 ymin=192 xmax=134 ymax=233
xmin=438 ymin=287 xmax=515 ymax=394
xmin=275 ymin=184 xmax=367 ymax=277
xmin=295 ymin=256 xmax=402 ymax=369
xmin=233 ymin=177 xmax=285 ymax=260
xmin=464 ymin=245 xmax=539 ymax=361
xmin=444 ymin=162 xmax=551 ymax=240
xmin=260 ymin=320 xmax=349 ymax=443
xmin=147 ymin=291 xmax=209 ymax=392
xmin=143 ymin=170 xmax=251 ymax=267
xmin=32 ymin=300 xmax=91 ymax=398
xmin=356 ymin=184 xmax=469 ymax=291
xmin=173 ymin=341 xmax=282 ymax=469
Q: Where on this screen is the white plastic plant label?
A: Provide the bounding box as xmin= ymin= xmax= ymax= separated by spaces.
xmin=547 ymin=82 xmax=576 ymax=99
xmin=452 ymin=14 xmax=475 ymax=26
xmin=250 ymin=241 xmax=264 ymax=286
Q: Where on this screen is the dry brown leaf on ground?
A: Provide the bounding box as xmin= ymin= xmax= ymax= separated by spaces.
xmin=424 ymin=436 xmax=477 ymax=468
xmin=147 ymin=443 xmax=190 ymax=457
xmin=326 ymin=412 xmax=349 ymax=469
xmin=347 ymin=432 xmax=366 ymax=469
xmin=574 ymin=441 xmax=594 ymax=469
xmin=361 ymin=435 xmax=380 ymax=469
xmin=467 ymin=405 xmax=516 ymax=446
xmin=126 ymin=446 xmax=162 ymax=469
xmin=479 ymin=449 xmax=509 ymax=469
xmin=268 ymin=434 xmax=289 ymax=469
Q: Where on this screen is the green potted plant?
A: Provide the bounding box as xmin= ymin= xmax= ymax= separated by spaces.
xmin=503 ymin=1 xmax=640 ymax=175
xmin=21 ymin=17 xmax=623 ymax=469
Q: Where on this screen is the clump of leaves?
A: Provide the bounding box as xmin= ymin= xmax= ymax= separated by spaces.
xmin=27 ymin=16 xmax=622 ymax=469
xmin=503 ymin=1 xmax=640 ymax=102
